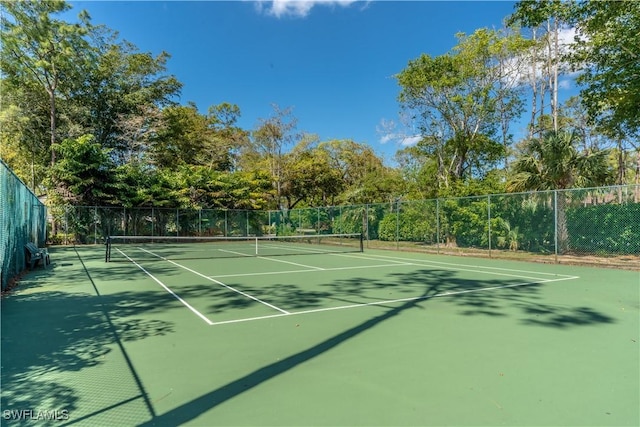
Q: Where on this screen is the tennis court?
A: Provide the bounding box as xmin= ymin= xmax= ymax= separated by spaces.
xmin=1 ymin=241 xmax=638 ymax=426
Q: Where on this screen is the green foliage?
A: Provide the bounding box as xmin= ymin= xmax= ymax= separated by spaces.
xmin=490 ymin=195 xmax=555 ymax=253
xmin=2 ymin=0 xmax=637 ymax=219
xmin=319 ymin=139 xmax=402 ymax=205
xmin=281 ymin=145 xmax=344 ymax=209
xmin=439 ymin=199 xmax=487 ymax=247
xmin=1 ymin=0 xmax=94 ymax=165
xmin=152 ymin=105 xmax=211 ymax=169
xmin=396 ymin=28 xmax=525 ymax=192
xmin=509 ymin=130 xmax=614 ymax=191
xmin=330 ymin=206 xmax=369 ymax=236
xmin=569 ymin=1 xmax=640 ymax=139
xmin=378 ymin=202 xmax=437 ymax=242
xmin=47 ymin=134 xmax=114 ymax=205
xmin=567 ymin=203 xmax=640 ymax=254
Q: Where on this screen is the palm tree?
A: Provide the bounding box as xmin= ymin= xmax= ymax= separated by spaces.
xmin=508 ymin=130 xmax=613 ymax=253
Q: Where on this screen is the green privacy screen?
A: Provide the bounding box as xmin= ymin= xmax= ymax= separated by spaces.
xmin=0 ymin=160 xmax=47 ymax=291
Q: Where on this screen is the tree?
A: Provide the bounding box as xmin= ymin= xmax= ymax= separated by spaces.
xmin=568 ymin=0 xmax=640 ymax=191
xmin=508 ymin=0 xmax=576 ymax=136
xmin=560 ymin=96 xmax=632 ymax=185
xmin=508 ymin=130 xmax=613 ymax=252
xmin=46 ymin=134 xmax=114 ymax=206
xmin=1 ymin=0 xmax=93 ymax=166
xmin=206 ymin=102 xmax=249 ymax=172
xmin=568 ymin=0 xmax=640 ymax=140
xmin=510 ymin=0 xmax=639 ymax=187
xmin=280 ymin=138 xmax=344 ymax=209
xmin=0 ymin=84 xmax=50 ymax=190
xmin=251 ymin=105 xmax=299 ymax=209
xmin=151 ymin=104 xmax=210 ymax=169
xmin=79 ymin=35 xmax=181 ymax=163
xmin=318 ymin=139 xmax=400 ymax=204
xmin=170 ymin=165 xmax=271 ymax=210
xmin=396 ymin=28 xmax=525 ymax=193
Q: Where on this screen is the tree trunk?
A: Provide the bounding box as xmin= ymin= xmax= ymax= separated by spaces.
xmin=556 ymin=190 xmax=569 ymax=254
xmin=529 ymin=29 xmax=538 ymax=138
xmin=550 ymin=18 xmax=559 ymax=132
xmin=49 ymin=90 xmax=56 ymax=166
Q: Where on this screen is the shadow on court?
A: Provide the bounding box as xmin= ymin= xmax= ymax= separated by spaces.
xmin=1 ymin=247 xmax=627 ymax=426
xmin=136 ymin=268 xmax=618 ymax=426
xmin=1 ymin=247 xmax=179 ymax=425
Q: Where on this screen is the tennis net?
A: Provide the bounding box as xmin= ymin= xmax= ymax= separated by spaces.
xmin=105 ymin=233 xmax=363 ymax=262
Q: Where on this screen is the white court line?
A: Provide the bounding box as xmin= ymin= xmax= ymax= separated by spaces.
xmin=360 ymin=254 xmax=577 ymax=277
xmin=262 ymin=243 xmax=336 ymax=255
xmin=124 ymin=246 xmax=580 ymax=326
xmin=332 ymin=252 xmax=414 ymax=265
xmin=335 ymin=252 xmax=579 ymax=281
xmin=257 ymin=256 xmax=324 ymax=270
xmin=116 ymin=249 xmax=214 ymax=325
xmin=137 ymin=247 xmax=290 ymax=314
xmin=218 ymin=249 xmax=252 ymax=257
xmin=209 ymin=275 xmax=580 ymax=326
xmin=211 ymin=263 xmax=410 ymax=279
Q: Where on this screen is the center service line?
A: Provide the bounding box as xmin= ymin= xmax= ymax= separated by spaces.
xmin=138 ymin=247 xmax=290 ymax=314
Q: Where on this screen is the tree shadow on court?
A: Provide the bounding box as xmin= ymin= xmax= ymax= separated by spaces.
xmin=4 ymin=247 xmax=617 ymax=426
xmin=234 ymin=282 xmax=332 ymax=311
xmin=2 ymin=247 xmax=343 ymax=425
xmin=0 ymin=248 xmax=194 ymax=425
xmin=321 ymin=267 xmax=615 ymax=328
xmin=519 ymin=305 xmax=616 ymax=328
xmin=1 ymin=289 xmax=178 ymax=421
xmin=137 ymin=266 xmax=616 ymax=426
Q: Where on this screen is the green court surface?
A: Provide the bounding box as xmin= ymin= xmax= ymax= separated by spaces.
xmin=1 ymin=245 xmax=638 ymax=426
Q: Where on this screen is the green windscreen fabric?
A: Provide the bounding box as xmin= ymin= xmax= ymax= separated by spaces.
xmin=1 ymin=160 xmax=47 ymax=290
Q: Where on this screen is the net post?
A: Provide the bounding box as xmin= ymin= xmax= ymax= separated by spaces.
xmin=359 ymin=233 xmax=364 ymax=252
xmin=105 ymin=236 xmax=111 ymax=262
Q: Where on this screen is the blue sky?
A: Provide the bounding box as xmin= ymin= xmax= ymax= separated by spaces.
xmin=68 ymin=1 xmax=520 ymax=163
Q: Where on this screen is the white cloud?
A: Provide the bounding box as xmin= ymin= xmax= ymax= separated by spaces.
xmin=558 ymin=78 xmax=572 ymax=90
xmin=379 ymin=132 xmax=421 ymax=146
xmin=501 ymin=26 xmax=580 ymax=89
xmin=377 ymin=117 xmax=422 ymax=146
xmin=399 ymin=135 xmax=422 ymax=146
xmin=256 ymin=0 xmax=360 ymax=18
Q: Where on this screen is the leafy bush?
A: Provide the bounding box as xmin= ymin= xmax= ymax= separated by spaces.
xmin=567 ymin=203 xmax=640 ymax=254
xmin=378 ymin=209 xmax=436 ymax=242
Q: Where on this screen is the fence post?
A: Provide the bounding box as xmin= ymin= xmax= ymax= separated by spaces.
xmin=94 ymin=206 xmax=98 ymax=244
xmin=436 ymin=199 xmax=440 ymax=254
xmin=487 ymin=195 xmax=492 ymax=258
xmin=64 ymin=207 xmax=68 ymax=245
xmin=554 ymin=190 xmax=558 ymax=263
xmin=365 ymin=204 xmax=369 ymax=247
xmin=396 ymin=199 xmax=400 ymax=250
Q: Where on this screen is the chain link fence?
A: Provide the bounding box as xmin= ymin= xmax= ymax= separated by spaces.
xmin=49 ymin=184 xmax=640 ymax=268
xmin=1 ymin=160 xmax=48 ymax=290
